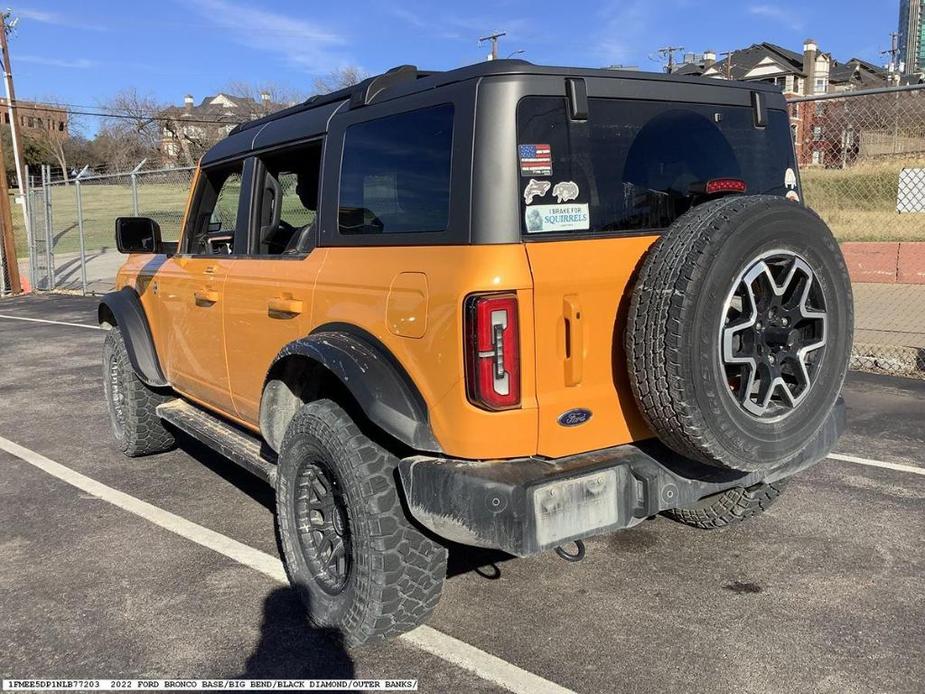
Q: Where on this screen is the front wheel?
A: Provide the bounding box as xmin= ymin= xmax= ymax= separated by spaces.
xmin=275 ymin=400 xmax=447 ymax=646
xmin=102 ymin=327 xmax=175 ymax=457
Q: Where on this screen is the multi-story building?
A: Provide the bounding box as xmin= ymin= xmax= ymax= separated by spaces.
xmin=159 ymin=92 xmax=283 ymax=163
xmin=0 ymin=98 xmax=68 ymax=136
xmin=674 ymin=41 xmax=887 ymax=95
xmin=899 ymin=0 xmax=925 ymax=76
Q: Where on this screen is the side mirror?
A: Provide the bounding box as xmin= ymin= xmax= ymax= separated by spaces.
xmin=115 ymin=217 xmax=162 ymax=254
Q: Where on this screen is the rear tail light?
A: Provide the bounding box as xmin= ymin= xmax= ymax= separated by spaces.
xmin=464 ymin=292 xmax=521 ymax=411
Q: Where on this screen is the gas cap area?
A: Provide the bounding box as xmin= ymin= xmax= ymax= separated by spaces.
xmin=387 ymin=272 xmax=429 ymax=338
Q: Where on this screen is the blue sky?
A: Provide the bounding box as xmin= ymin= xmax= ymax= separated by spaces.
xmin=9 ymin=0 xmax=897 ymax=134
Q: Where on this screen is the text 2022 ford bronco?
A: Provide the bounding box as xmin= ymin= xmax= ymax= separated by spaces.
xmin=100 ymin=61 xmax=852 ymax=645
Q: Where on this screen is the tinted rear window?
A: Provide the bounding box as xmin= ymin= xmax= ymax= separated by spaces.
xmin=338 ymin=104 xmax=454 ymax=235
xmin=516 ymin=97 xmax=796 ymax=235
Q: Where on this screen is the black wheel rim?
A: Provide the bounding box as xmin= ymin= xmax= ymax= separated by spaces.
xmin=294 ymin=461 xmax=351 ymax=595
xmin=107 ymin=352 xmax=127 ymax=435
xmin=720 ymin=250 xmax=828 ymax=420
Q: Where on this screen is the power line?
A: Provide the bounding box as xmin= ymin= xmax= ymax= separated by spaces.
xmin=2 ymin=100 xmax=249 ymax=125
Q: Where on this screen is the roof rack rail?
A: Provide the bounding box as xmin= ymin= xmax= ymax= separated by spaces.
xmin=349 ymin=64 xmax=420 ymax=108
xmin=229 ymin=64 xmax=432 ymax=137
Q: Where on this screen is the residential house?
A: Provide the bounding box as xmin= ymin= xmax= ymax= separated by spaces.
xmin=159 ymin=92 xmax=284 ymax=163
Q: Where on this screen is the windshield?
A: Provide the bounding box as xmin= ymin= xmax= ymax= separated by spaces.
xmin=516 ymin=96 xmax=797 ymax=235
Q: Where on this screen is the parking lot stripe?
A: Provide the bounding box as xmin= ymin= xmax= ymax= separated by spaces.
xmin=0 ymin=433 xmax=576 ymax=694
xmin=829 ymin=452 xmax=924 ymax=476
xmin=0 ymin=314 xmax=103 ymax=330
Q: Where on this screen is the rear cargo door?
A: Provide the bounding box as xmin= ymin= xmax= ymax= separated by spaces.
xmin=525 ymin=237 xmax=655 ymax=458
xmin=517 ymin=94 xmax=797 ymax=458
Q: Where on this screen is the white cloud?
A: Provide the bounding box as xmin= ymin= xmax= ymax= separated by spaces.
xmin=15 ymin=7 xmax=108 ymax=31
xmin=749 ymin=4 xmax=805 ymax=31
xmin=594 ymin=1 xmax=651 ymax=66
xmin=186 ymin=0 xmax=351 ymax=73
xmin=17 ymin=54 xmax=98 ymax=69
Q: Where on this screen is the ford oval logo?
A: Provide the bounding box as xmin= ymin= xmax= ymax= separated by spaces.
xmin=558 ymin=408 xmax=592 ymax=427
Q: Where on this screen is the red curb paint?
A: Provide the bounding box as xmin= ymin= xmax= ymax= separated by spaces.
xmin=898 ymin=243 xmax=925 ymax=285
xmin=840 ymin=242 xmax=899 ymax=284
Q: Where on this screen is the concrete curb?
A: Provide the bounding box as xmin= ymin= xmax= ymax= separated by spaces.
xmin=841 ymin=241 xmax=925 ymax=284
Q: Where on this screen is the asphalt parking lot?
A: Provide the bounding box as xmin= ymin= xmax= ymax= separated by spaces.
xmin=1 ymin=293 xmax=923 ymax=694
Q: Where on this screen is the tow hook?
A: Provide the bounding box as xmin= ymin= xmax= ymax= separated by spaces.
xmin=554 ymin=539 xmax=586 ymax=562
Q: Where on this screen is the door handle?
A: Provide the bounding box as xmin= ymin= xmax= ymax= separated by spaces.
xmin=563 ymin=295 xmax=583 ymax=386
xmin=194 ymin=289 xmax=219 ymax=305
xmin=203 ymin=266 xmax=217 ymax=275
xmin=268 ymin=297 xmax=303 ymax=316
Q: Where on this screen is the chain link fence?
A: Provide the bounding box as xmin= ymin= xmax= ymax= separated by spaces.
xmin=14 ymin=162 xmax=194 ymax=294
xmin=4 ymin=86 xmax=925 ymax=379
xmin=790 ymin=85 xmax=925 ymax=379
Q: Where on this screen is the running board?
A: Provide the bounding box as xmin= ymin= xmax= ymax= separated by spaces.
xmin=156 ymin=399 xmax=277 ymax=485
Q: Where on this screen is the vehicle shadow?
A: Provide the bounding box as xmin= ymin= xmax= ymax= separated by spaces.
xmin=240 ymin=586 xmax=355 ymax=680
xmin=173 ymin=431 xmax=276 ymax=511
xmin=445 ymin=541 xmax=514 ymax=580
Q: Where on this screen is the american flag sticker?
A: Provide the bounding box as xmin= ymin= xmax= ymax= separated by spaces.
xmin=518 ymin=143 xmax=552 ymax=177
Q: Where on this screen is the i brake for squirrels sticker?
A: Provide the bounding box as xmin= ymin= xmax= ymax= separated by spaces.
xmin=525 ymin=203 xmax=590 ymax=233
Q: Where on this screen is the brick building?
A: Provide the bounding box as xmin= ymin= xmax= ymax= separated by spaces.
xmin=0 ymin=98 xmax=68 ymax=136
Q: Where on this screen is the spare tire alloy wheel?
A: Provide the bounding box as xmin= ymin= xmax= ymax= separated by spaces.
xmin=626 ymin=196 xmax=853 ymax=472
xmin=721 ymin=251 xmax=827 ymax=420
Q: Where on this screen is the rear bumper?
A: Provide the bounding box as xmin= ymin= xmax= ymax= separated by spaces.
xmin=398 ymin=399 xmax=844 ymax=556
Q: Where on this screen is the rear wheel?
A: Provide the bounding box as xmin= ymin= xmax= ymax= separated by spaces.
xmin=102 ymin=327 xmax=175 ymax=457
xmin=275 ymin=400 xmax=447 ymax=646
xmin=663 ymin=480 xmax=788 ymax=529
xmin=626 ymin=196 xmax=853 ymax=472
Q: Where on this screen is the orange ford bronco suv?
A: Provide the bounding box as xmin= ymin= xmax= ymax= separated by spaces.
xmin=100 ymin=61 xmax=852 ymax=645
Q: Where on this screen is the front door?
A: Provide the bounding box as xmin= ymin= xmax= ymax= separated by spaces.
xmin=222 ymin=141 xmax=326 ymax=425
xmin=156 ymin=160 xmax=249 ymax=416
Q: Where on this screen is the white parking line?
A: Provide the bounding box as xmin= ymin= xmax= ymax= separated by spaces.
xmin=0 ymin=434 xmax=574 ymax=694
xmin=828 ymin=452 xmax=925 ymax=476
xmin=0 ymin=314 xmax=103 ymax=330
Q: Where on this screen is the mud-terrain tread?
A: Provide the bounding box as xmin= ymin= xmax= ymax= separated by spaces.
xmin=103 ymin=328 xmax=175 ymax=457
xmin=625 ymin=195 xmax=850 ymax=471
xmin=663 ymin=480 xmax=788 ymax=529
xmin=276 ymin=400 xmax=447 ymax=646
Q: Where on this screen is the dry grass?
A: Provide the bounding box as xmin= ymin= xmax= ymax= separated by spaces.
xmin=801 ymin=159 xmax=925 ymax=242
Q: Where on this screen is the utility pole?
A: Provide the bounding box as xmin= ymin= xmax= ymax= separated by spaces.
xmin=656 ymin=45 xmax=685 ymax=73
xmin=720 ymin=50 xmax=736 ymax=80
xmin=0 ymin=11 xmax=21 ymax=293
xmin=881 ymin=32 xmax=900 ymax=85
xmin=479 ymin=31 xmax=506 ymax=61
xmin=0 ymin=11 xmax=23 ymax=294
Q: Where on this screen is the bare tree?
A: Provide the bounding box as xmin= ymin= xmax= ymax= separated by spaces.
xmin=313 ymin=66 xmax=369 ymax=95
xmin=28 ymin=99 xmax=79 ymax=184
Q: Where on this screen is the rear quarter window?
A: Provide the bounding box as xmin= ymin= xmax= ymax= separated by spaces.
xmin=338 ymin=104 xmax=454 ymax=235
xmin=516 ymin=96 xmax=796 ymax=236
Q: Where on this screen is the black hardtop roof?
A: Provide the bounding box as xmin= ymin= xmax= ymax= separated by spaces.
xmin=202 ymin=60 xmax=780 ymax=166
xmin=229 ymin=59 xmax=779 ymax=135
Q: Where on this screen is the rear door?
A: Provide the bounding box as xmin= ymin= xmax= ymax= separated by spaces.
xmin=222 ymin=140 xmax=326 ymax=424
xmin=517 ymin=95 xmax=797 ymax=458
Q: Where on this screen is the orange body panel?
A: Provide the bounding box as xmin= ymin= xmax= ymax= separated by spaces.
xmin=525 ymin=236 xmax=656 ymax=457
xmin=115 ymin=168 xmax=659 ymax=461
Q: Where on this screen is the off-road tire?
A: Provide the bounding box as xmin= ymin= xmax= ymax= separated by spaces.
xmin=102 ymin=327 xmax=175 ymax=457
xmin=626 ymin=196 xmax=853 ymax=472
xmin=275 ymin=399 xmax=447 ymax=647
xmin=663 ymin=480 xmax=788 ymax=529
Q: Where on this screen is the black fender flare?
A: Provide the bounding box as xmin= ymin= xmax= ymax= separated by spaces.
xmin=262 ymin=325 xmax=441 ymax=453
xmin=98 ymin=287 xmax=169 ymax=388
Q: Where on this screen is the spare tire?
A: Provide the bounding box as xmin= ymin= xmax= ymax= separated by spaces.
xmin=626 ymin=195 xmax=853 ymax=472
